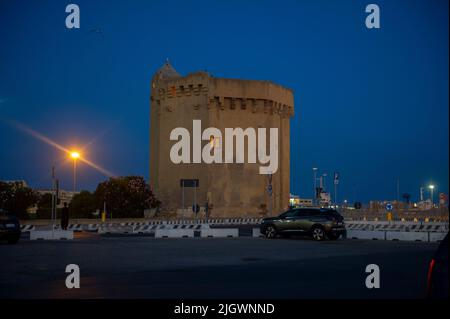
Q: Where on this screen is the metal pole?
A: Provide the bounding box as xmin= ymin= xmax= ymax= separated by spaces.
xmin=313 ymin=168 xmax=317 ymax=205
xmin=397 ymin=178 xmax=400 ymax=203
xmin=268 ymin=173 xmax=272 ymax=216
xmin=268 ymin=193 xmax=272 ymax=217
xmin=194 ymin=181 xmax=197 ymax=223
xmin=430 ymin=188 xmax=434 ymax=206
xmin=182 ymin=180 xmax=185 ymax=213
xmin=334 ymin=183 xmax=337 ymax=208
xmin=51 ymin=166 xmax=55 ymax=234
xmin=73 ymin=159 xmax=77 ymax=193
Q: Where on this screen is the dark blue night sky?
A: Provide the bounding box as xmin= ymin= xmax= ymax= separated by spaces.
xmin=0 ymin=0 xmax=448 ymax=203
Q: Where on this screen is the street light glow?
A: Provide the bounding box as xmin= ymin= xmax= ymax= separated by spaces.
xmin=429 ymin=184 xmax=435 ymax=189
xmin=70 ymin=151 xmax=80 ymax=159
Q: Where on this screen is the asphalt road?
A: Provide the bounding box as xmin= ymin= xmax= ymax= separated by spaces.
xmin=0 ymin=234 xmax=438 ymax=299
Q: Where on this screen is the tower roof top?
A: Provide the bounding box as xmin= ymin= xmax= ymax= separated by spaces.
xmin=153 ymin=60 xmax=181 ymax=82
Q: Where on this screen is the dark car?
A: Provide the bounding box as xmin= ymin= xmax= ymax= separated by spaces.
xmin=426 ymin=233 xmax=448 ymax=299
xmin=260 ymin=207 xmax=346 ymax=241
xmin=0 ymin=209 xmax=21 ymax=244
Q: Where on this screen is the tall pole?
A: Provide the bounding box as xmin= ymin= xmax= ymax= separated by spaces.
xmin=194 ymin=181 xmax=197 ymax=223
xmin=73 ymin=159 xmax=77 ymax=192
xmin=51 ymin=166 xmax=55 ymax=233
xmin=397 ymin=178 xmax=400 ymax=202
xmin=430 ymin=187 xmax=434 ymax=206
xmin=182 ymin=180 xmax=185 ymax=212
xmin=313 ymin=168 xmax=318 ymax=205
xmin=322 ymin=173 xmax=327 ymax=193
xmin=334 ymin=183 xmax=337 ymax=208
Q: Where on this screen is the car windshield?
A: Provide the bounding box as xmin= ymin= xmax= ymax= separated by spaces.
xmin=279 ymin=210 xmax=297 ymax=218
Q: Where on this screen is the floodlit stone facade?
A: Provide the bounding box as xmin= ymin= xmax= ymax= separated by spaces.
xmin=150 ymin=61 xmax=294 ymax=217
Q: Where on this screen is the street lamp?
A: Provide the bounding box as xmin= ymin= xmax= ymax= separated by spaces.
xmin=429 ymin=185 xmax=435 ymax=207
xmin=313 ymin=168 xmax=318 ymax=204
xmin=70 ymin=151 xmax=80 ymax=192
xmin=322 ymin=173 xmax=327 ymax=191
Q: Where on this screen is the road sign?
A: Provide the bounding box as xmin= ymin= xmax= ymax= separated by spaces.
xmin=386 ymin=203 xmax=393 ymax=211
xmin=180 ymin=179 xmax=199 ymax=187
xmin=334 ymin=172 xmax=339 ymax=185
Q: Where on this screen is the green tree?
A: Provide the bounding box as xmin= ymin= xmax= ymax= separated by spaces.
xmin=69 ymin=191 xmax=97 ymax=218
xmin=0 ymin=181 xmax=38 ymax=219
xmin=36 ymin=193 xmax=53 ymax=219
xmin=94 ymin=176 xmax=158 ymax=218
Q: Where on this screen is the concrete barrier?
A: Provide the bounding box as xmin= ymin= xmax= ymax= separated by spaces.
xmin=20 ymin=225 xmax=35 ymax=232
xmin=429 ymin=232 xmax=447 ymax=242
xmin=385 ymin=231 xmax=429 ymax=241
xmin=30 ymin=230 xmax=73 ymax=240
xmin=200 ymin=228 xmax=238 ymax=238
xmin=68 ymin=224 xmax=83 ymax=231
xmin=155 ymin=229 xmax=194 ymax=238
xmin=347 ymin=230 xmax=385 ymax=240
xmin=252 ymin=228 xmax=263 ymax=238
xmin=98 ymin=226 xmax=134 ymax=234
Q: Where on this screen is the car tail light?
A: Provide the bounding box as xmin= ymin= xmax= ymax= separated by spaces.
xmin=426 ymin=258 xmax=436 ymax=297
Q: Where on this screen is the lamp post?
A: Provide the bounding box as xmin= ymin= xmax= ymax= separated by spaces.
xmin=313 ymin=168 xmax=318 ymax=205
xmin=70 ymin=151 xmax=80 ymax=192
xmin=322 ymin=173 xmax=327 ymax=192
xmin=429 ymin=185 xmax=435 ymax=207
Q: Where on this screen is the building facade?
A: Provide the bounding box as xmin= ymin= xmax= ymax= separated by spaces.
xmin=150 ymin=62 xmax=294 ymax=217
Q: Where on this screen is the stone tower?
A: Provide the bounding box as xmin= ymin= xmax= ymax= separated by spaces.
xmin=150 ymin=61 xmax=294 ymax=218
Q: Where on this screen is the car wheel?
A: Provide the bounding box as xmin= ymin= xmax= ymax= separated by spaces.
xmin=328 ymin=233 xmax=340 ymax=240
xmin=265 ymin=225 xmax=277 ymax=239
xmin=311 ymin=227 xmax=325 ymax=241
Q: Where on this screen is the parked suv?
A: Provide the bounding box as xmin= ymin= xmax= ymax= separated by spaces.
xmin=260 ymin=208 xmax=346 ymax=241
xmin=0 ymin=209 xmax=21 ymax=244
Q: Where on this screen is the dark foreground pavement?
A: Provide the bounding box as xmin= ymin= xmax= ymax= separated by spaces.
xmin=0 ymin=234 xmax=438 ymax=299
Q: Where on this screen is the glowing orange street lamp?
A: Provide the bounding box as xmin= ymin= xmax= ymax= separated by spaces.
xmin=70 ymin=151 xmax=80 ymax=192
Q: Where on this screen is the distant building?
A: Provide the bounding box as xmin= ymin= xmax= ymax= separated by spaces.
xmin=417 ymin=200 xmax=433 ymax=210
xmin=35 ymin=189 xmax=78 ymax=208
xmin=318 ymin=192 xmax=331 ymax=207
xmin=369 ymin=200 xmax=416 ymax=212
xmin=289 ymin=194 xmax=313 ymax=207
xmin=1 ymin=180 xmax=29 ymax=188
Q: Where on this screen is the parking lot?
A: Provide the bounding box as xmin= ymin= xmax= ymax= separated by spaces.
xmin=0 ymin=234 xmax=437 ymax=299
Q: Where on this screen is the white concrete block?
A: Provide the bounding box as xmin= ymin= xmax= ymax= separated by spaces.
xmin=252 ymin=228 xmax=264 ymax=238
xmin=200 ymin=228 xmax=238 ymax=238
xmin=30 ymin=230 xmax=73 ymax=240
xmin=347 ymin=230 xmax=385 ymax=240
xmin=98 ymin=226 xmax=133 ymax=234
xmin=386 ymin=231 xmax=429 ymax=241
xmin=155 ymin=228 xmax=194 ymax=238
xmin=429 ymin=232 xmax=447 ymax=242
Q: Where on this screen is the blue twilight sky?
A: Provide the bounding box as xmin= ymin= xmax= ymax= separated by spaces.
xmin=0 ymin=0 xmax=448 ymax=203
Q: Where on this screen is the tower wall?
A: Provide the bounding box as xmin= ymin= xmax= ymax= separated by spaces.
xmin=150 ymin=69 xmax=294 ymax=218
